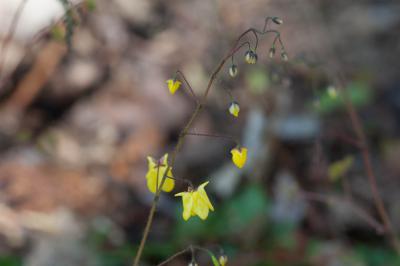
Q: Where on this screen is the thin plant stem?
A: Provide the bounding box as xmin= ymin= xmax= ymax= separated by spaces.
xmin=166 ymin=175 xmax=194 ymax=189
xmin=230 ymin=41 xmax=251 ymax=64
xmin=185 ymin=132 xmax=238 ymax=145
xmin=0 ymin=0 xmax=28 ymax=79
xmin=132 ymin=17 xmax=282 ymax=265
xmin=262 ymin=17 xmax=273 ymax=33
xmin=341 ymin=85 xmax=400 ymax=252
xmin=156 ymin=244 xmax=215 ymax=265
xmin=176 ymin=70 xmax=198 ymax=103
xmin=156 ymin=247 xmax=191 ymax=266
xmin=301 ymin=191 xmax=384 ymax=234
xmin=132 ymin=104 xmax=202 ymax=266
xmin=294 ymin=1 xmax=400 ymax=254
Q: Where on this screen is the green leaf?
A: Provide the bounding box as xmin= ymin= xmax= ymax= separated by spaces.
xmin=207 ymin=251 xmax=220 ymax=266
xmin=0 ymin=256 xmax=22 ymax=266
xmin=313 ymin=81 xmax=372 ymax=114
xmin=270 ymin=222 xmax=297 ymax=249
xmin=328 ymin=155 xmax=354 ymax=182
xmin=85 ymin=0 xmax=96 ymax=11
xmin=51 ymin=24 xmax=65 ymax=42
xmin=355 ymin=244 xmax=400 ymax=266
xmin=223 ymin=184 xmax=269 ymax=232
xmin=246 ymin=68 xmax=270 ymax=94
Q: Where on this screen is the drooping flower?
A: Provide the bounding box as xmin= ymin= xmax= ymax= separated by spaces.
xmin=327 ymin=85 xmax=338 ymax=99
xmin=269 ymin=47 xmax=276 ymax=58
xmin=272 ymin=17 xmax=283 ymax=25
xmin=175 ymin=181 xmax=214 ymax=221
xmin=229 ymin=101 xmax=240 ymax=117
xmin=231 ymin=147 xmax=248 ymax=169
xmin=219 ymin=255 xmax=228 ymax=266
xmin=281 ymin=51 xmax=288 ymax=61
xmin=166 ymin=79 xmax=182 ymax=95
xmin=146 ymin=154 xmax=175 ymax=194
xmin=229 ymin=64 xmax=238 ymax=77
xmin=244 ymin=50 xmax=258 ymax=64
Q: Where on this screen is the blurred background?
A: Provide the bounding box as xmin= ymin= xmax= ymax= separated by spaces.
xmin=0 ymin=0 xmax=400 ymax=265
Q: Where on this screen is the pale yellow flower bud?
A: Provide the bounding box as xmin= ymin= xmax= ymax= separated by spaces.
xmin=244 ymin=50 xmax=258 ymax=64
xmin=281 ymin=52 xmax=288 ymax=61
xmin=272 ymin=17 xmax=283 ymax=25
xmin=229 ymin=102 xmax=240 ymax=117
xmin=269 ymin=47 xmax=276 ymax=58
xmin=229 ymin=64 xmax=238 ymax=77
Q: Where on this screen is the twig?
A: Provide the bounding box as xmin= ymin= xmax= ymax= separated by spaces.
xmin=294 ymin=0 xmax=400 ymax=254
xmin=185 ymin=131 xmax=238 ymax=145
xmin=156 ymin=247 xmax=191 ymax=266
xmin=0 ymin=0 xmax=28 ymax=78
xmin=301 ymin=190 xmax=384 ymax=234
xmin=175 ymin=70 xmax=198 ymax=103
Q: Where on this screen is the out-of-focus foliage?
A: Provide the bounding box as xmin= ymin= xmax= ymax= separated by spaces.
xmin=313 ymin=81 xmax=373 ymax=114
xmin=328 ymin=155 xmax=354 ymax=182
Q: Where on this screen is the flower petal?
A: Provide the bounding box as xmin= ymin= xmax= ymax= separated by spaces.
xmin=229 ymin=102 xmax=240 ymax=117
xmin=192 ymin=192 xmax=209 ymax=220
xmin=146 ymin=171 xmax=157 ymax=194
xmin=231 ymin=147 xmax=248 ymax=169
xmin=146 ymin=156 xmax=156 ymax=171
xmin=161 ymin=175 xmax=175 ymax=192
xmin=166 ymin=79 xmax=181 ymax=95
xmin=161 ymin=153 xmax=169 ymax=165
xmin=197 ymin=182 xmax=214 ymax=211
xmin=181 ymin=192 xmax=194 ymax=221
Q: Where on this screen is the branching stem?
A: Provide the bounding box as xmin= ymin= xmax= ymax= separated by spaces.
xmin=132 ymin=16 xmax=284 ymax=265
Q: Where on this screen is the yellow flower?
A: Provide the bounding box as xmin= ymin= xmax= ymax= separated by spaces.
xmin=175 ymin=181 xmax=214 ymax=221
xmin=231 ymin=147 xmax=247 ymax=169
xmin=146 ymin=154 xmax=175 ymax=194
xmin=166 ymin=79 xmax=181 ymax=95
xmin=219 ymin=255 xmax=228 ymax=266
xmin=229 ymin=102 xmax=240 ymax=117
xmin=327 ymin=85 xmax=338 ymax=99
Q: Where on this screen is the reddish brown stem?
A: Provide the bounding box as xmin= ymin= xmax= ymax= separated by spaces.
xmin=302 ymin=191 xmax=384 ymax=234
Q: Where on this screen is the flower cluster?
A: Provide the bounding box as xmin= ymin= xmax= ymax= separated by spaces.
xmin=135 ymin=16 xmax=289 ymax=266
xmin=145 ymin=148 xmax=247 ymax=220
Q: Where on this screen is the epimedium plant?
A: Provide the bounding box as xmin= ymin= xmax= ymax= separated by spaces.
xmin=133 ymin=16 xmax=287 ymax=266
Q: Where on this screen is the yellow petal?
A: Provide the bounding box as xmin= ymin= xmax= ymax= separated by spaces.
xmin=192 ymin=192 xmax=209 ymax=220
xmin=146 ymin=170 xmax=158 ymax=193
xmin=219 ymin=255 xmax=228 ymax=266
xmin=166 ymin=79 xmax=181 ymax=95
xmin=161 ymin=174 xmax=175 ymax=192
xmin=231 ymin=147 xmax=248 ymax=169
xmin=176 ymin=191 xmax=193 ymax=221
xmin=146 ymin=156 xmax=156 ymax=171
xmin=161 ymin=153 xmax=169 ymax=165
xmin=197 ymin=181 xmax=214 ymax=211
xmin=157 ymin=165 xmax=175 ymax=193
